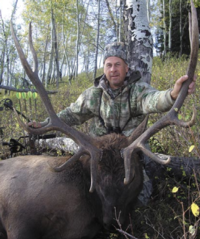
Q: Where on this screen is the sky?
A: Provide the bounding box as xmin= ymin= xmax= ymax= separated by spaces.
xmin=0 ymin=0 xmax=24 ymax=21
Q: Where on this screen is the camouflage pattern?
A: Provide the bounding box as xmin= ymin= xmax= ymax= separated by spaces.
xmin=103 ymin=42 xmax=128 ymax=64
xmin=41 ymin=71 xmax=174 ymax=137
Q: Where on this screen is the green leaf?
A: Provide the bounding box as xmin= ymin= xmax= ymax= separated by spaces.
xmin=178 ymin=114 xmax=182 ymax=120
xmin=182 ymin=170 xmax=186 ymax=177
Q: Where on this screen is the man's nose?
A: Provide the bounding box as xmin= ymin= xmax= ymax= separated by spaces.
xmin=110 ymin=65 xmax=116 ymax=71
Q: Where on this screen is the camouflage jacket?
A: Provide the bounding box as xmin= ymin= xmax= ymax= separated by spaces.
xmin=42 ymin=71 xmax=174 ymax=137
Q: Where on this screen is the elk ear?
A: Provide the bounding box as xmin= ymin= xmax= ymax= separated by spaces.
xmin=127 ymin=116 xmax=149 ymax=145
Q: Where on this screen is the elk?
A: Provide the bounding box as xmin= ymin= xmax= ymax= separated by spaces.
xmin=0 ymin=1 xmax=198 ymax=239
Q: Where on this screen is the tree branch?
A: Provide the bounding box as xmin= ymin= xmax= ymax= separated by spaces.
xmin=0 ymin=85 xmax=57 ymax=94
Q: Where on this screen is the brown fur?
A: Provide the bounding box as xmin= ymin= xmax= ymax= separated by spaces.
xmin=0 ymin=134 xmax=143 ymax=239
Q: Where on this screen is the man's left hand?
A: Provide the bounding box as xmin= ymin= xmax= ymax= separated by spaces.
xmin=171 ymin=75 xmax=196 ymax=100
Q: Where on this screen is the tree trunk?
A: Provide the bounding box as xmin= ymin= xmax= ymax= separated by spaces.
xmin=118 ymin=0 xmax=123 ymax=41
xmin=146 ymin=0 xmax=150 ymax=22
xmin=46 ymin=27 xmax=54 ymax=87
xmin=42 ymin=35 xmax=49 ymax=85
xmin=179 ymin=0 xmax=183 ymax=56
xmin=75 ymin=0 xmax=80 ymax=77
xmin=162 ymin=0 xmax=167 ymax=57
xmin=105 ymin=0 xmax=117 ymax=37
xmin=0 ymin=43 xmax=5 ymax=85
xmin=51 ymin=8 xmax=60 ymax=88
xmin=93 ymin=0 xmax=100 ymax=80
xmin=0 ymin=15 xmax=10 ymax=87
xmin=123 ymin=0 xmax=153 ymax=84
xmin=168 ymin=0 xmax=172 ymax=52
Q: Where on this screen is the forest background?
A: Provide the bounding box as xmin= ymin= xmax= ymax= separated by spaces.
xmin=0 ymin=0 xmax=200 ymax=238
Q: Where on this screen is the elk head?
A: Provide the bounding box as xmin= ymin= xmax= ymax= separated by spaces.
xmin=10 ymin=0 xmax=198 ymax=192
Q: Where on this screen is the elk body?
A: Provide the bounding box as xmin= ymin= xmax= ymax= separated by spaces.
xmin=0 ymin=134 xmax=143 ymax=239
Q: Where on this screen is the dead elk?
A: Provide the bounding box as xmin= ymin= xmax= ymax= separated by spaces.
xmin=0 ymin=133 xmax=144 ymax=239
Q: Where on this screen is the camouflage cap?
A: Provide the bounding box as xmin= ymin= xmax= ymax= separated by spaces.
xmin=103 ymin=42 xmax=127 ymax=64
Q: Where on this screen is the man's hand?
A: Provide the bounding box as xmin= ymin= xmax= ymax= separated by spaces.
xmin=27 ymin=121 xmax=42 ymax=128
xmin=171 ymin=75 xmax=196 ymax=100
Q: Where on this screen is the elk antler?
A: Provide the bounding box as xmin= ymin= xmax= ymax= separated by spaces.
xmin=10 ymin=22 xmax=101 ymax=193
xmin=122 ymin=0 xmax=199 ymax=185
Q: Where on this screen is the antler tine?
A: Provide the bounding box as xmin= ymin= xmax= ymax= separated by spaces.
xmin=122 ymin=0 xmax=199 ymax=185
xmin=29 ymin=22 xmax=38 ymax=74
xmin=10 ymin=21 xmax=101 ymax=192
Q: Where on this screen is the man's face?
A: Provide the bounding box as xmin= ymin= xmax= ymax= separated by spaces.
xmin=104 ymin=57 xmax=129 ymax=89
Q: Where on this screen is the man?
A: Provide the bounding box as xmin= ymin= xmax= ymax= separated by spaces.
xmin=30 ymin=42 xmax=196 ymax=136
xmin=29 ymin=42 xmax=196 ymax=204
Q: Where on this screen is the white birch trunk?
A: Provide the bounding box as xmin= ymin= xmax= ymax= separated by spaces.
xmin=146 ymin=0 xmax=150 ymax=23
xmin=123 ymin=0 xmax=153 ymax=84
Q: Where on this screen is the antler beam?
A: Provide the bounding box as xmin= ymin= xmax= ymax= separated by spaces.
xmin=10 ymin=22 xmax=101 ymax=193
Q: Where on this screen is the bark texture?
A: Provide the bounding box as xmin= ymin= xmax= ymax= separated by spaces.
xmin=123 ymin=0 xmax=153 ymax=84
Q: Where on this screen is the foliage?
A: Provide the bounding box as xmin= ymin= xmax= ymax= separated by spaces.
xmin=149 ymin=53 xmax=200 ymax=158
xmin=153 ymin=0 xmax=191 ymax=56
xmin=130 ymin=169 xmax=200 ymax=238
xmin=194 ymin=0 xmax=200 ymax=8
